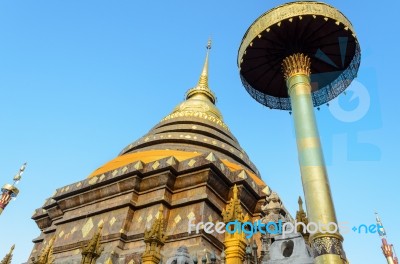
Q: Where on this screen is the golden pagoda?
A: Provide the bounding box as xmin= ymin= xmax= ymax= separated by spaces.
xmin=29 ymin=40 xmax=277 ymax=263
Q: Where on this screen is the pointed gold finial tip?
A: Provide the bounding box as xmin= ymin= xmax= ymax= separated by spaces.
xmin=233 ymin=184 xmax=238 ymax=199
xmin=298 ymin=196 xmax=304 ymax=212
xmin=158 ymin=205 xmax=163 ymax=212
xmin=184 ymin=38 xmax=216 ymax=104
xmin=298 ymin=196 xmax=303 ymax=204
xmin=11 ymin=244 xmax=15 ymax=250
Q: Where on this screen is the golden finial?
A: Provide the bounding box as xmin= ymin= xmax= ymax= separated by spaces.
xmin=296 ymin=196 xmax=307 ymax=221
xmin=198 ymin=37 xmax=211 ymax=88
xmin=0 ymin=244 xmax=15 ymax=264
xmin=144 ymin=206 xmax=165 ymax=243
xmin=222 ymin=185 xmax=249 ymax=223
xmin=142 ymin=206 xmax=166 ymax=264
xmin=296 ymin=196 xmax=310 ymax=244
xmin=162 ymin=37 xmax=228 ymax=129
xmin=233 ymin=184 xmax=238 ymax=200
xmin=185 ymin=38 xmax=216 ymax=104
xmin=31 ymin=236 xmax=55 ymax=264
xmin=298 ymin=196 xmax=304 ymax=212
xmin=222 ymin=185 xmax=248 ymax=263
xmin=81 ymin=223 xmax=104 ymax=264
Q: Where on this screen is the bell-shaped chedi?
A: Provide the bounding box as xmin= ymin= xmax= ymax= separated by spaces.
xmin=29 ymin=40 xmax=274 ymax=262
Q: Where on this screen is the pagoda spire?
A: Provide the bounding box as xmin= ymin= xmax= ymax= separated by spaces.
xmin=376 ymin=212 xmax=398 ymax=264
xmin=162 ymin=38 xmax=227 ymax=129
xmin=185 ymin=38 xmax=216 ymax=104
xmin=295 ymin=196 xmax=310 ymax=245
xmin=0 ymin=245 xmax=15 ymax=264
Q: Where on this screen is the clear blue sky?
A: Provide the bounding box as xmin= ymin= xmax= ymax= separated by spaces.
xmin=0 ymin=0 xmax=398 ymax=263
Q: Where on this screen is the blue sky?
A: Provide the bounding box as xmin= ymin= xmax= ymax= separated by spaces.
xmin=0 ymin=0 xmax=398 ymax=263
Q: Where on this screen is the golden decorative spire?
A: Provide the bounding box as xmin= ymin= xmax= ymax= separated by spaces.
xmin=0 ymin=245 xmax=15 ymax=264
xmin=221 ymin=185 xmax=248 ymax=264
xmin=81 ymin=223 xmax=104 ymax=264
xmin=31 ymin=236 xmax=55 ymax=264
xmin=222 ymin=185 xmax=249 ymax=223
xmin=142 ymin=206 xmax=166 ymax=264
xmin=144 ymin=206 xmax=166 ymax=243
xmin=185 ymin=38 xmax=216 ymax=104
xmin=298 ymin=196 xmax=304 ymax=211
xmin=162 ymin=38 xmax=228 ymax=130
xmin=296 ymin=196 xmax=307 ymax=222
xmin=296 ymin=196 xmax=310 ymax=244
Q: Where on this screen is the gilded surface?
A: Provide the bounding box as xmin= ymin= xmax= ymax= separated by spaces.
xmin=88 ymin=150 xmax=200 ymax=178
xmin=282 ymin=53 xmax=311 ymax=80
xmin=224 ymin=232 xmax=247 ymax=264
xmin=142 ymin=207 xmax=166 ymax=264
xmin=283 ymin=54 xmax=312 ymax=97
xmin=286 ymin=54 xmax=347 ymax=263
xmin=222 ymin=185 xmax=249 ymax=223
xmin=187 ymin=159 xmax=196 ymax=167
xmin=296 ymin=197 xmax=310 ymax=244
xmin=31 ymin=237 xmax=55 ymax=264
xmin=82 ymin=218 xmax=94 ymax=238
xmin=222 ymin=185 xmax=248 ymax=264
xmin=81 ymin=224 xmax=104 ymax=264
xmin=0 ymin=245 xmax=14 ymax=264
xmin=238 ymin=1 xmax=356 ymax=65
xmin=297 ymin=137 xmax=321 ymax=150
xmin=30 ymin=40 xmax=269 ymax=263
xmin=161 ymin=39 xmax=229 ymax=130
xmin=162 ymin=110 xmax=228 ymax=130
xmin=312 ymin=236 xmax=346 ymax=260
xmin=289 ymin=82 xmax=312 ymax=95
